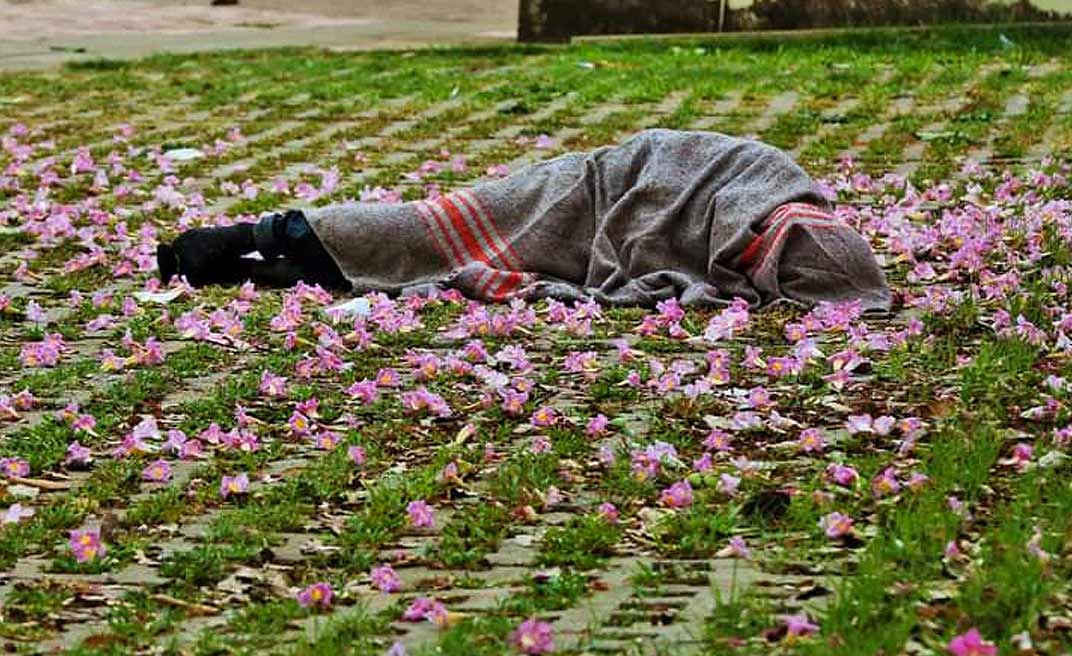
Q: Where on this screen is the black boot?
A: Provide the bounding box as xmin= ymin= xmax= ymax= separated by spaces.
xmin=253 ymin=210 xmax=351 ymax=291
xmin=248 ymin=259 xmax=307 ymax=289
xmin=159 ymin=223 xmax=255 ymax=287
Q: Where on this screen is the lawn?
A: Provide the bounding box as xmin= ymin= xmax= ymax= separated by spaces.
xmin=1 ymin=22 xmax=1072 ymax=655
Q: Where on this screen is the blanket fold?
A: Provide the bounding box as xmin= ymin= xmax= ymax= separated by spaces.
xmin=305 ymin=129 xmax=890 ymax=310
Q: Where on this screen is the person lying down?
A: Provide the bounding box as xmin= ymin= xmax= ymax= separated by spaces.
xmin=157 ymin=128 xmax=891 ymax=311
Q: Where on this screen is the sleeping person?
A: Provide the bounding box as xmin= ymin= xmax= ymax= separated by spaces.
xmin=157 ymin=129 xmax=890 ymax=311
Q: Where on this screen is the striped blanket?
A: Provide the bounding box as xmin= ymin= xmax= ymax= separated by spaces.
xmin=305 ymin=129 xmax=890 ymax=310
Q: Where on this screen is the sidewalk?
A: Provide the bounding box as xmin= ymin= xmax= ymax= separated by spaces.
xmin=0 ymin=0 xmax=516 ymax=70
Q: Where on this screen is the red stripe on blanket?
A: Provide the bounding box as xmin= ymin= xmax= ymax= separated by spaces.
xmin=490 ymin=270 xmax=525 ymax=300
xmin=427 ymin=198 xmax=503 ymax=299
xmin=740 ymin=204 xmax=839 ymax=269
xmin=414 ymin=201 xmax=466 ymax=267
xmin=744 ymin=217 xmax=841 ymax=270
xmin=454 ymin=193 xmax=522 ymax=299
xmin=463 ymin=190 xmax=525 ymax=271
xmin=441 ymin=194 xmax=514 ymax=298
xmin=454 ymin=192 xmax=518 ymax=270
xmin=416 ymin=191 xmax=530 ymax=302
xmin=436 ymin=196 xmax=508 ymax=299
xmin=436 ymin=196 xmax=492 ymax=265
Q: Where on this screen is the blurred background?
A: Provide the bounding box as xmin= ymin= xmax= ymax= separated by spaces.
xmin=1 ymin=0 xmax=1070 ymax=68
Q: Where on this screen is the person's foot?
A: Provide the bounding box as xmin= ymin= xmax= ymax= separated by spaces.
xmin=158 ymin=223 xmax=255 ymax=287
xmin=157 ymin=244 xmax=178 ymax=284
xmin=248 ymin=258 xmax=307 ymax=289
xmin=247 ymin=258 xmax=351 ymax=291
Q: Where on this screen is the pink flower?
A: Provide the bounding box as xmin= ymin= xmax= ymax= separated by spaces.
xmin=947 ymin=628 xmax=997 ymax=656
xmin=511 ymin=618 xmax=554 ymax=654
xmin=347 ymin=379 xmax=379 ymax=404
xmin=407 ymin=500 xmax=435 ymax=529
xmin=873 ymin=415 xmax=896 ymax=435
xmin=693 ymin=452 xmax=713 ymax=473
xmin=401 ymin=596 xmax=447 ymax=623
xmin=370 ymin=564 xmax=402 ymax=593
xmin=871 ymin=467 xmax=901 ymax=497
xmin=534 ymin=134 xmax=554 ymax=150
xmin=765 ymin=356 xmax=799 ymax=378
xmin=200 ymin=423 xmax=225 ymax=445
xmin=500 ymin=388 xmax=529 ymax=415
xmin=542 ymin=486 xmax=563 ymax=509
xmin=59 ymin=440 xmax=89 ymax=469
xmin=408 ymin=351 xmax=441 ymax=381
xmin=825 ymin=463 xmax=859 ymax=487
xmin=163 ymin=429 xmax=187 ymax=454
xmin=219 ymin=473 xmax=250 ymax=499
xmin=296 ymin=397 xmax=320 ymax=418
xmin=141 ymin=459 xmax=172 ymax=482
xmin=72 ymin=414 xmax=96 ymax=433
xmin=19 ymin=334 xmax=66 ymax=367
xmin=288 ymin=411 xmax=313 ymax=436
xmin=259 ymin=371 xmax=288 ymax=397
xmin=1 ymin=457 xmax=29 ymax=478
xmin=530 ymin=435 xmax=552 ymax=455
xmin=530 ymin=406 xmax=557 ymax=428
xmin=797 ymin=428 xmax=826 ymax=453
xmin=400 ymin=387 xmax=452 ymax=418
xmin=717 ymin=473 xmax=740 ymax=496
xmin=721 ymin=536 xmax=751 ymax=559
xmin=586 ymin=414 xmax=609 ymax=436
xmin=598 ymin=445 xmax=616 ymax=466
xmin=313 ymin=431 xmax=340 ymax=450
xmin=783 ymin=613 xmax=819 ymax=638
xmin=376 ymin=368 xmax=401 ymax=387
xmin=180 ymin=440 xmax=204 ymax=460
xmin=71 ymin=146 xmax=95 ymax=174
xmin=132 ymin=417 xmax=161 ymax=441
xmin=704 ymin=429 xmax=733 ymax=452
xmin=348 ymin=445 xmax=367 ymax=466
xmin=747 ymin=386 xmax=773 ymax=409
xmin=11 ymin=391 xmax=33 ymax=411
xmin=1010 ymin=442 xmax=1033 ymax=470
xmin=731 ymin=411 xmax=762 ymax=431
xmin=659 ymin=480 xmax=693 ymax=508
xmin=597 ymin=502 xmax=619 ymax=523
xmin=69 ymin=529 xmax=105 ymax=563
xmin=907 ymin=471 xmax=930 ymax=491
xmin=297 ymin=582 xmax=333 ymax=610
xmin=819 ymin=511 xmax=854 ymax=539
xmin=846 ymin=414 xmax=873 ymax=434
xmin=2 ymin=503 xmax=34 ymax=525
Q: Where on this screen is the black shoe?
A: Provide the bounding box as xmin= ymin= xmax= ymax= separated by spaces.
xmin=157 ymin=244 xmax=178 ymax=284
xmin=249 ymin=259 xmax=306 ymax=289
xmin=166 ymin=224 xmax=255 ymax=287
xmin=247 ymin=258 xmax=349 ymax=291
xmin=253 ymin=210 xmax=350 ymax=291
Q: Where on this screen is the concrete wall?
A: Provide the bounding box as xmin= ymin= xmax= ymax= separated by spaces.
xmin=518 ymin=0 xmax=1072 ymax=42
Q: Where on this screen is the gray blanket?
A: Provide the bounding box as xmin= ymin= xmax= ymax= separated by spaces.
xmin=305 ymin=129 xmax=890 ymax=310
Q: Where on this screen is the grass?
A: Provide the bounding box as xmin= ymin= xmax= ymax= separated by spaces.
xmin=0 ymin=21 xmax=1071 ymax=655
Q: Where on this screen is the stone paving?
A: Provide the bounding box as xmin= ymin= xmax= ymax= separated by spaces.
xmin=0 ymin=27 xmax=1071 ymax=656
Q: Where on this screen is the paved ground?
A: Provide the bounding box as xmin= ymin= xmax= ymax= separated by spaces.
xmin=0 ymin=0 xmax=516 ymax=70
xmin=1 ymin=24 xmax=1072 ymax=655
